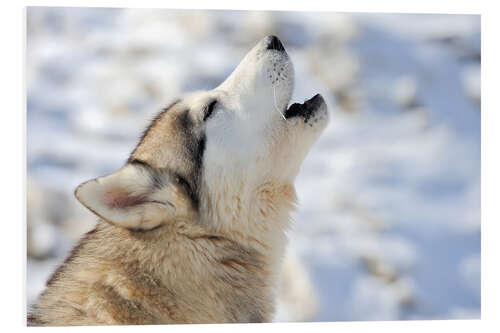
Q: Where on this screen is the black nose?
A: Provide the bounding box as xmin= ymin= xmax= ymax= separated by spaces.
xmin=266 ymin=35 xmax=285 ymax=52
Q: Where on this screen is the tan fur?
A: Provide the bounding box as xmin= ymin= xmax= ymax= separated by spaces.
xmin=28 ymin=36 xmax=327 ymax=326
xmin=29 ymin=190 xmax=292 ymax=325
xmin=29 ymin=105 xmax=297 ymax=326
xmin=34 ymin=215 xmax=282 ymax=326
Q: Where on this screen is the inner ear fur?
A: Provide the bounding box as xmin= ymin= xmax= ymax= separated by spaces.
xmin=74 ymin=163 xmax=195 ymax=230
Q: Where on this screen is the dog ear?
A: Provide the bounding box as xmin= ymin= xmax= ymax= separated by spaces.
xmin=74 ymin=163 xmax=195 ymax=230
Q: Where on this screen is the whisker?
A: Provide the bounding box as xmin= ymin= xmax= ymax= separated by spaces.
xmin=273 ymin=84 xmax=286 ymax=120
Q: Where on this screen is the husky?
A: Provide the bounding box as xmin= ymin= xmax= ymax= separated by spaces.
xmin=28 ymin=35 xmax=328 ymax=326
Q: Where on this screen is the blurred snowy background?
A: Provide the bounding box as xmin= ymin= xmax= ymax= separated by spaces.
xmin=26 ymin=7 xmax=480 ymax=322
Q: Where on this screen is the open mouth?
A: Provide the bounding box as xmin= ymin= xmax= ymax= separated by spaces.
xmin=284 ymin=94 xmax=325 ymax=121
xmin=261 ymin=35 xmax=326 ymax=123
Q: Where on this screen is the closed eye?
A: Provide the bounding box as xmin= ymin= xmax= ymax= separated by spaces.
xmin=203 ymin=100 xmax=217 ymax=121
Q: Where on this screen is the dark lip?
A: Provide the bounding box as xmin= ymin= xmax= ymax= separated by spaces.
xmin=284 ymin=94 xmax=324 ymax=120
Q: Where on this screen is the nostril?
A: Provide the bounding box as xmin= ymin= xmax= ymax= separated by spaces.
xmin=266 ymin=35 xmax=285 ymax=52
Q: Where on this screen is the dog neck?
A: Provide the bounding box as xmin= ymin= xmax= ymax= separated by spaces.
xmin=201 ymin=179 xmax=297 ymax=287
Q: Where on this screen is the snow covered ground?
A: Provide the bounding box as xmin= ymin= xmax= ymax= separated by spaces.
xmin=26 ymin=7 xmax=480 ymax=322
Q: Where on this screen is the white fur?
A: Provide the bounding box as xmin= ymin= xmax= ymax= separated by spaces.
xmin=199 ymin=37 xmax=329 ymax=292
xmin=74 ymin=36 xmax=329 ymax=315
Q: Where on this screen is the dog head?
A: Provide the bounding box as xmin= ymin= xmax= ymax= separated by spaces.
xmin=75 ymin=36 xmax=328 ymax=231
